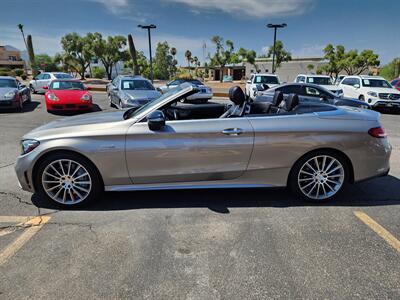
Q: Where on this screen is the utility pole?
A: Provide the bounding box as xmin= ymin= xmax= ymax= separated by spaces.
xmin=138 ymin=24 xmax=157 ymax=83
xmin=267 ymin=23 xmax=287 ymax=74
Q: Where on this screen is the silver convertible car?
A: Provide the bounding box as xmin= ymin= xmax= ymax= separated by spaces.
xmin=15 ymin=84 xmax=391 ymax=207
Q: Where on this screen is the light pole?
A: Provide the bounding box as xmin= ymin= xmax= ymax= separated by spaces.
xmin=267 ymin=23 xmax=287 ymax=74
xmin=138 ymin=24 xmax=156 ymax=83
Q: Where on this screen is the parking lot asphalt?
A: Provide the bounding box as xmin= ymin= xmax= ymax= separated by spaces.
xmin=0 ymin=93 xmax=399 ymax=299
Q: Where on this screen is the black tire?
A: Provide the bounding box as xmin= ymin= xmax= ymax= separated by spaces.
xmin=359 ymin=95 xmax=365 ymax=101
xmin=288 ymin=150 xmax=349 ymax=203
xmin=34 ymin=152 xmax=103 ymax=208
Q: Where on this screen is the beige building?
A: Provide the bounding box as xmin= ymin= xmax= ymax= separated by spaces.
xmin=0 ymin=45 xmax=25 ymax=69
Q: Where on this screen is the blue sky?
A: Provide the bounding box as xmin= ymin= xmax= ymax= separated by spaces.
xmin=1 ymin=0 xmax=399 ymax=65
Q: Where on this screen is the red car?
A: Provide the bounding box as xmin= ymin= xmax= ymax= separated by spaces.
xmin=44 ymin=80 xmax=93 ymax=112
xmin=391 ymin=78 xmax=400 ymax=91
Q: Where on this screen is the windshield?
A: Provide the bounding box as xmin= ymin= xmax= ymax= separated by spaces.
xmin=124 ymin=85 xmax=184 ymax=120
xmin=50 ymin=81 xmax=85 ymax=90
xmin=362 ymin=79 xmax=392 ymax=88
xmin=307 ymin=77 xmax=332 ymax=85
xmin=54 ymin=73 xmax=73 ymax=79
xmin=254 ymin=75 xmax=279 ymax=84
xmin=0 ymin=79 xmax=17 ymax=88
xmin=121 ymin=80 xmax=155 ymax=90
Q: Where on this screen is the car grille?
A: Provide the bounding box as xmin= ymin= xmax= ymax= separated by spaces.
xmin=0 ymin=101 xmax=12 ymax=106
xmin=379 ymin=93 xmax=400 ymax=100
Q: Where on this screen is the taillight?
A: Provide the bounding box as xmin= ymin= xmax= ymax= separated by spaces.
xmin=368 ymin=127 xmax=387 ymax=138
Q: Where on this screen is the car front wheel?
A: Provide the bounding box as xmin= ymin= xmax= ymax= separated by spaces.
xmin=289 ymin=151 xmax=348 ymax=202
xmin=35 ymin=152 xmax=103 ymax=207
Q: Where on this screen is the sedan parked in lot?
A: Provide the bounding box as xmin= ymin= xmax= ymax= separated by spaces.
xmin=29 ymin=72 xmax=74 ymax=94
xmin=44 ymin=80 xmax=93 ymax=112
xmin=0 ymin=76 xmax=31 ymax=111
xmin=107 ymin=75 xmax=161 ymax=109
xmin=157 ymin=79 xmax=212 ymax=103
xmin=255 ymin=83 xmax=370 ymax=109
xmin=15 ymin=83 xmax=391 ymax=207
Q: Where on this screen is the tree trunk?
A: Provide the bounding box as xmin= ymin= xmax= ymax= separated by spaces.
xmin=128 ymin=34 xmax=139 ymax=75
xmin=220 ymin=66 xmax=224 ymax=82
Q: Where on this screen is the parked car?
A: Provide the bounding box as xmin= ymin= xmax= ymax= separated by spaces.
xmin=44 ymin=80 xmax=93 ymax=112
xmin=157 ymin=78 xmax=212 ymax=103
xmin=29 ymin=72 xmax=74 ymax=94
xmin=107 ymin=75 xmax=161 ymax=109
xmin=15 ymin=83 xmax=391 ymax=207
xmin=246 ymin=73 xmax=280 ymax=100
xmin=255 ymin=83 xmax=370 ymax=109
xmin=338 ymin=75 xmax=400 ymax=111
xmin=295 ymin=74 xmax=343 ymax=95
xmin=390 ymin=78 xmax=400 ymax=91
xmin=0 ymin=76 xmax=31 ymax=111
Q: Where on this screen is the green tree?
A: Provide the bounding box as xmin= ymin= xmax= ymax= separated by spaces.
xmin=127 ymin=34 xmax=139 ymax=75
xmin=342 ymin=49 xmax=380 ymax=75
xmin=90 ymin=33 xmax=127 ymax=80
xmin=185 ymin=50 xmax=192 ymax=70
xmin=125 ymin=51 xmax=151 ymax=78
xmin=153 ymin=41 xmax=175 ymax=80
xmin=92 ymin=66 xmax=106 ymax=79
xmin=379 ymin=58 xmax=400 ymax=80
xmin=266 ymin=40 xmax=291 ymax=72
xmin=35 ymin=54 xmax=59 ymax=72
xmin=60 ymin=33 xmax=93 ymax=79
xmin=209 ymin=36 xmax=235 ymax=82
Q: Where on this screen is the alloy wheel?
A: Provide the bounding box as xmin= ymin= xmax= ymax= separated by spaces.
xmin=41 ymin=159 xmax=92 ymax=205
xmin=297 ymin=155 xmax=345 ymax=200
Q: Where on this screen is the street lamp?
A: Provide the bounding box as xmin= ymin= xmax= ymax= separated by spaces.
xmin=138 ymin=24 xmax=157 ymax=83
xmin=267 ymin=23 xmax=287 ymax=74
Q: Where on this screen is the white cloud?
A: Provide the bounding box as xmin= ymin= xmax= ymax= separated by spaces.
xmin=164 ymin=0 xmax=313 ymax=18
xmin=90 ymin=0 xmax=128 ymax=14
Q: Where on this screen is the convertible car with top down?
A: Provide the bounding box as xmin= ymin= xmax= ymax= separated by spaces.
xmin=15 ymin=83 xmax=391 ymax=207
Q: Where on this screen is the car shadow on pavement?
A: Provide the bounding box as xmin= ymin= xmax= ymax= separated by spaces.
xmin=31 ymin=175 xmax=400 ymax=213
xmin=0 ymin=101 xmax=41 ymax=114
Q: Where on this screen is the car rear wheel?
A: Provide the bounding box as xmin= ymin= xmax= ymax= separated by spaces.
xmin=35 ymin=152 xmax=103 ymax=207
xmin=289 ymin=151 xmax=348 ymax=202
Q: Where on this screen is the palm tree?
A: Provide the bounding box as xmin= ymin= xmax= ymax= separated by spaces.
xmin=170 ymin=47 xmax=177 ymax=60
xmin=185 ymin=50 xmax=192 ymax=74
xmin=17 ymin=24 xmax=28 ymax=73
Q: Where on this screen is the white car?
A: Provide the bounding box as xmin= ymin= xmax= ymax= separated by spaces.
xmin=338 ymin=75 xmax=400 ymax=110
xmin=158 ymin=79 xmax=212 ymax=103
xmin=29 ymin=72 xmax=74 ymax=94
xmin=295 ymin=74 xmax=343 ymax=96
xmin=246 ymin=73 xmax=280 ymax=100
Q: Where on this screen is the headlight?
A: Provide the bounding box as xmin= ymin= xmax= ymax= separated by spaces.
xmin=47 ymin=93 xmax=59 ymax=101
xmin=80 ymin=93 xmax=91 ymax=101
xmin=21 ymin=139 xmax=40 ymax=155
xmin=4 ymin=90 xmax=16 ymax=100
xmin=367 ymin=91 xmax=378 ymax=97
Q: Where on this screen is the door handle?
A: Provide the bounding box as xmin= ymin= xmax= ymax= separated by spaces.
xmin=222 ymin=128 xmax=244 ymax=136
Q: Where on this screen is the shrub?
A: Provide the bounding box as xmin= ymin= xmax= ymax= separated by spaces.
xmin=92 ymin=67 xmax=106 ymax=79
xmin=0 ymin=68 xmax=11 ymax=76
xmin=14 ymin=69 xmax=24 ymax=76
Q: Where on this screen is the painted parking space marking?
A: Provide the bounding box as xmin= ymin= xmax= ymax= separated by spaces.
xmin=354 ymin=211 xmax=400 ymax=253
xmin=0 ymin=216 xmax=51 ymax=266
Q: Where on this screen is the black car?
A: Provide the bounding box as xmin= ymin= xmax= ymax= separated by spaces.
xmin=255 ymin=83 xmax=370 ymax=109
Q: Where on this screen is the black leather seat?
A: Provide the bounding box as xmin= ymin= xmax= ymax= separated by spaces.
xmin=220 ymin=86 xmax=247 ymax=118
xmin=278 ymin=93 xmax=300 ymax=113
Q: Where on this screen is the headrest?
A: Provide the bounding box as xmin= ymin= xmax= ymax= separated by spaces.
xmin=272 ymin=90 xmax=284 ymax=106
xmin=228 ymin=86 xmax=246 ymax=105
xmin=282 ymin=93 xmax=300 ymax=111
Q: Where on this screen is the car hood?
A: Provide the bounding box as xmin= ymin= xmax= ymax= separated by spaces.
xmin=365 ymin=87 xmax=400 ymax=94
xmin=321 ymin=85 xmax=340 ymax=91
xmin=124 ymin=90 xmax=161 ymax=100
xmin=24 ymin=110 xmax=127 ymax=140
xmin=0 ymin=87 xmax=17 ymax=98
xmin=50 ymin=90 xmax=89 ymax=99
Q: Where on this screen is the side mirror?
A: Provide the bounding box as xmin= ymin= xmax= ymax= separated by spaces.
xmin=147 ymin=110 xmax=165 ymax=131
xmin=43 ymin=86 xmax=48 ymax=90
xmin=86 ymin=86 xmax=91 ymax=90
xmin=19 ymin=84 xmax=26 ymax=89
xmin=354 ymin=84 xmax=360 ymax=89
xmin=246 ymin=80 xmax=251 ymax=84
xmin=156 ymin=87 xmax=163 ymax=93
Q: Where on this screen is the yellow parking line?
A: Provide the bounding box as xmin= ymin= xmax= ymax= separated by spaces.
xmin=0 ymin=216 xmax=51 ymax=266
xmin=354 ymin=211 xmax=400 ymax=253
xmin=0 ymin=216 xmax=31 ymax=223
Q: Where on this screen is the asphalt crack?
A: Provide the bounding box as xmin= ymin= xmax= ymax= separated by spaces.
xmin=0 ymin=162 xmax=14 ymax=169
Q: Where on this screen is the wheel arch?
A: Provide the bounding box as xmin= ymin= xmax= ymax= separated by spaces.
xmin=32 ymin=149 xmax=105 ymax=192
xmin=287 ymin=147 xmax=355 ymax=185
